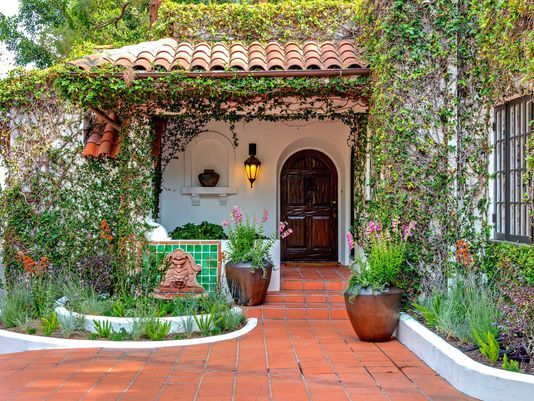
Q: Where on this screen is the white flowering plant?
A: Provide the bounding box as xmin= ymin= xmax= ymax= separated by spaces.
xmin=222 ymin=206 xmax=292 ymax=277
xmin=346 ymin=218 xmax=415 ymax=293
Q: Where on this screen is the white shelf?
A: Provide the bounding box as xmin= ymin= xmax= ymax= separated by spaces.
xmin=181 ymin=186 xmax=238 ymax=206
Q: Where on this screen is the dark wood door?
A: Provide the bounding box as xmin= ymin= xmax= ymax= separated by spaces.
xmin=281 ymin=150 xmax=338 ymax=261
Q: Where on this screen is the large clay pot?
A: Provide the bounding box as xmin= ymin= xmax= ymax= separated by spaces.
xmin=225 ymin=261 xmax=272 ymax=306
xmin=198 ymin=169 xmax=220 ymax=187
xmin=344 ymin=287 xmax=402 ymax=342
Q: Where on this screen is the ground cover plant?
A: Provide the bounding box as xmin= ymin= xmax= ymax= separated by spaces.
xmin=413 ymin=241 xmax=533 ymax=374
xmin=169 ymin=221 xmax=227 ymax=240
xmin=0 ymin=255 xmax=245 ymax=341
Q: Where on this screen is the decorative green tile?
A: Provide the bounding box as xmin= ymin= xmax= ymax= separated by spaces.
xmin=148 ymin=240 xmax=220 ymax=294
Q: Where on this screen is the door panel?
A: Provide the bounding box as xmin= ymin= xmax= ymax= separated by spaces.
xmin=312 ymin=216 xmax=332 ymax=248
xmin=281 ymin=150 xmax=337 ymax=261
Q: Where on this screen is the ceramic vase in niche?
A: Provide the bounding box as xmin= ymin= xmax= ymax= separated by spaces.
xmin=198 ymin=169 xmax=220 ymax=187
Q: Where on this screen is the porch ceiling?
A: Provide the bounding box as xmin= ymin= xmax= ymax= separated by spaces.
xmin=69 ymin=38 xmax=369 ymax=77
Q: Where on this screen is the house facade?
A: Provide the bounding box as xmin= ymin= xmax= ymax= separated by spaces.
xmin=68 ymin=39 xmax=370 ymax=291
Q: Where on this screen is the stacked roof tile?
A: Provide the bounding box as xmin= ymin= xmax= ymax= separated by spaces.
xmin=82 ymin=112 xmax=120 ymax=158
xmin=70 ymin=39 xmax=365 ymax=73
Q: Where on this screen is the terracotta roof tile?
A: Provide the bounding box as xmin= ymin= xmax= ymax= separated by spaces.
xmin=69 ymin=39 xmax=365 ymax=74
xmin=83 ymin=112 xmax=121 ymax=159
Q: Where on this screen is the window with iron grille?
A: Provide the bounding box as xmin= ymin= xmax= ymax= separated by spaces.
xmin=493 ymin=95 xmax=532 ymax=243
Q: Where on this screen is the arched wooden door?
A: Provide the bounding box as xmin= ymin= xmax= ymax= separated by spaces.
xmin=280 ymin=150 xmax=338 ymax=261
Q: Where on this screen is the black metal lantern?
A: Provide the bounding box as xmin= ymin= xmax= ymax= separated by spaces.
xmin=244 ymin=143 xmax=261 ymax=188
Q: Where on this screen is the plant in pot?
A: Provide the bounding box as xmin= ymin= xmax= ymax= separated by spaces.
xmin=345 ymin=219 xmax=415 ymax=342
xmin=223 ymin=206 xmax=292 ymax=306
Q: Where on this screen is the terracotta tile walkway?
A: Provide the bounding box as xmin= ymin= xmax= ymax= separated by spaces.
xmin=0 ymin=265 xmax=475 ymax=401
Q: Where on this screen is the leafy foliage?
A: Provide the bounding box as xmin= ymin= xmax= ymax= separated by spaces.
xmin=481 ymin=242 xmax=534 ymax=285
xmin=348 ymin=219 xmax=414 ymax=293
xmin=40 ymin=311 xmax=59 ymax=336
xmin=0 ymin=0 xmax=151 ymax=67
xmin=144 ymin=318 xmax=171 ymax=340
xmin=93 ymin=319 xmax=113 ymax=338
xmin=473 ymin=329 xmax=500 ymax=364
xmin=157 ymin=0 xmax=358 ymax=44
xmin=0 ymin=1 xmax=358 ymax=68
xmin=169 ymin=221 xmax=227 ymax=240
xmin=354 ymin=0 xmax=531 ymax=294
xmin=223 ymin=206 xmax=291 ymax=277
xmin=414 ymin=276 xmax=502 ymax=344
xmin=502 ymin=354 xmax=520 ymax=372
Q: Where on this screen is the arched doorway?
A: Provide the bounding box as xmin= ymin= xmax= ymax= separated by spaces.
xmin=280 ymin=149 xmax=338 ymax=261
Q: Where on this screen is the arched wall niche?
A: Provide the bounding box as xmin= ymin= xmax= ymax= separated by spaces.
xmin=182 ymin=131 xmax=238 ymax=205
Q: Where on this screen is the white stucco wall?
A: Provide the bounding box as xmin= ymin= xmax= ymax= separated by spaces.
xmin=159 ymin=119 xmax=353 ymax=265
xmin=0 ymin=166 xmax=5 ymax=297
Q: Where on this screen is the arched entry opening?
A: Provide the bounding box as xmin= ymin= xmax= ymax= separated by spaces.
xmin=280 ymin=149 xmax=338 ymax=261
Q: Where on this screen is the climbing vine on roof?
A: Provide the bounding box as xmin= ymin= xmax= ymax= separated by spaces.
xmin=155 ymin=0 xmax=358 ymax=44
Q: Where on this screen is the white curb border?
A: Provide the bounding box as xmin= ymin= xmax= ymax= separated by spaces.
xmin=54 ymin=297 xmax=243 ymax=335
xmin=0 ymin=318 xmax=257 ymax=355
xmin=396 ymin=313 xmax=534 ymax=401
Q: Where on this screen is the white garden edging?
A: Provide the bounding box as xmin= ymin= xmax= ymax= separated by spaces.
xmin=0 ymin=317 xmax=257 ymax=355
xmin=54 ymin=297 xmax=242 ymax=335
xmin=396 ymin=313 xmax=534 ymax=401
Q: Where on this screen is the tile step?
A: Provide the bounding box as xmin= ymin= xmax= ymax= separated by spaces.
xmin=281 ymin=280 xmax=348 ymax=291
xmin=245 ymin=306 xmax=348 ymax=320
xmin=266 ymin=292 xmax=346 ymax=304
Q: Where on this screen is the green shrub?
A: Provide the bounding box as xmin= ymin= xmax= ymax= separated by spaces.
xmin=348 ymin=219 xmax=414 ymax=293
xmin=473 ymin=329 xmax=500 ymax=364
xmin=129 ymin=319 xmax=145 ymax=340
xmin=481 ymin=242 xmax=534 ymax=285
xmin=0 ymin=283 xmax=36 ymax=328
xmin=215 ymin=309 xmax=245 ymax=332
xmin=58 ymin=314 xmax=85 ymax=338
xmin=93 ymin=320 xmax=113 ymax=338
xmin=111 ymin=300 xmax=126 ymax=317
xmin=64 ymin=281 xmax=112 ymax=316
xmin=40 ymin=312 xmax=59 ymax=336
xmin=170 ymin=221 xmax=227 ymax=240
xmin=502 ymin=354 xmax=520 ymax=372
xmin=145 ymin=319 xmax=171 ymax=341
xmin=414 ymin=277 xmax=502 ymax=344
xmin=109 ymin=328 xmax=128 ymax=341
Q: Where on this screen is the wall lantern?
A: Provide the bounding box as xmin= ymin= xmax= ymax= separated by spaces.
xmin=244 ymin=143 xmax=261 ymax=188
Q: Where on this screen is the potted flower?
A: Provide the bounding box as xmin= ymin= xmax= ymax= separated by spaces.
xmin=345 ymin=219 xmax=415 ymax=342
xmin=222 ymin=206 xmax=292 ymax=306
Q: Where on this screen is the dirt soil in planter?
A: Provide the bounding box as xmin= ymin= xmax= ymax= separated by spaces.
xmin=412 ymin=316 xmax=533 ymax=375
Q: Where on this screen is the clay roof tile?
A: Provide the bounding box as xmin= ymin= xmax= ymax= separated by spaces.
xmin=68 ymin=39 xmax=366 ymax=74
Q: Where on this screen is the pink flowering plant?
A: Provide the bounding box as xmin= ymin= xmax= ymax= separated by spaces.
xmin=223 ymin=206 xmax=292 ymax=277
xmin=346 ymin=218 xmax=415 ymax=293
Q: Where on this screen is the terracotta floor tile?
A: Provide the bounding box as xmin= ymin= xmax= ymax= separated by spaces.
xmin=284 ymin=308 xmax=307 ymax=319
xmin=0 ymin=264 xmax=474 ymax=401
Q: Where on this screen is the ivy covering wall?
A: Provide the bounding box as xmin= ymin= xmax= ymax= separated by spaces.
xmin=354 ymin=0 xmax=532 ymax=291
xmin=0 ymin=70 xmax=155 ymax=286
xmin=0 ymin=0 xmax=531 ymax=292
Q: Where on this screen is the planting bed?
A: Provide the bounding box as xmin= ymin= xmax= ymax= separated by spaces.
xmin=397 ymin=313 xmax=534 ymax=401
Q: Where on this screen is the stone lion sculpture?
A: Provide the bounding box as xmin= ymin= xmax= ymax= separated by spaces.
xmin=154 ymin=249 xmax=205 ymax=299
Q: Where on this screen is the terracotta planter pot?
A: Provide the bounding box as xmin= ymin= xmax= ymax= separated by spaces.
xmin=225 ymin=261 xmax=272 ymax=306
xmin=344 ymin=287 xmax=402 ymax=342
xmin=198 ymin=169 xmax=220 ymax=187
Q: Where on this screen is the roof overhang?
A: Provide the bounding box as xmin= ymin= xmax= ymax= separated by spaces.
xmin=68 ymin=39 xmax=370 ymax=78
